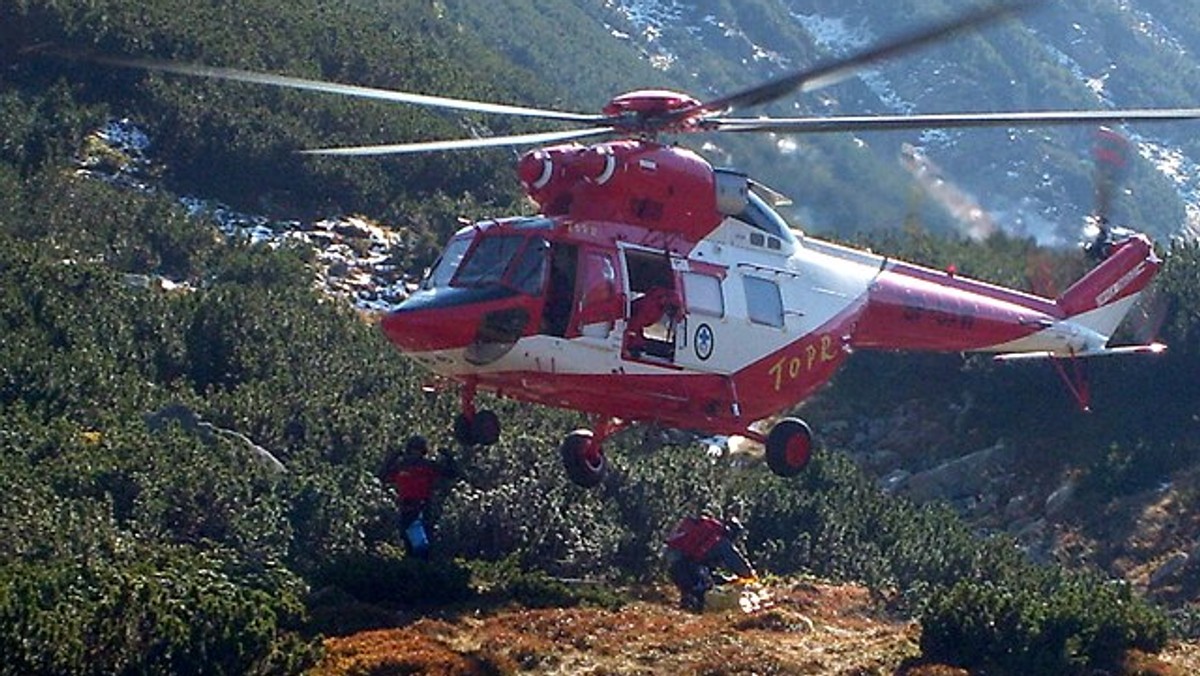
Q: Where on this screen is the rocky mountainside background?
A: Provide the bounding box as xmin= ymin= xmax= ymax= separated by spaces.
xmin=449 ymin=0 xmax=1200 ymax=247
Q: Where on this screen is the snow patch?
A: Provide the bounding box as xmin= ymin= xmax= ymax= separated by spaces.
xmin=1033 ymin=27 xmax=1199 ymax=242
xmin=792 ymin=13 xmax=914 ymax=115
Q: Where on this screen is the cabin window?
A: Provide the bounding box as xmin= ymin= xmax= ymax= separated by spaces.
xmin=744 ymin=276 xmax=783 ymax=328
xmin=682 ymin=271 xmax=723 ymax=317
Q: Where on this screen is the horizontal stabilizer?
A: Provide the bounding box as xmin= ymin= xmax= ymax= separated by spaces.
xmin=993 ymin=342 xmax=1166 ymax=362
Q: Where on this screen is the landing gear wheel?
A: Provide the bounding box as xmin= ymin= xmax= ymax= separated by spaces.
xmin=560 ymin=430 xmax=607 ymax=488
xmin=453 ymin=409 xmax=501 ymax=446
xmin=765 ymin=418 xmax=813 ymax=477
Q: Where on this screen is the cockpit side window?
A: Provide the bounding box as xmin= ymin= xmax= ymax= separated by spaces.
xmin=731 ymin=192 xmax=798 ymax=248
xmin=510 ymin=238 xmax=549 ymax=295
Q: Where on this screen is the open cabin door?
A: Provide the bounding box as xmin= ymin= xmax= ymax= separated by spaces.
xmin=572 ymin=246 xmax=623 ymax=339
xmin=670 ymin=267 xmax=732 ymax=375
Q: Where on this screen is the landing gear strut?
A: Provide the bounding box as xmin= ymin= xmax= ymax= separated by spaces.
xmin=453 ymin=381 xmax=500 ymax=447
xmin=454 ymin=409 xmax=500 ymax=446
xmin=764 ymin=417 xmax=813 ymax=477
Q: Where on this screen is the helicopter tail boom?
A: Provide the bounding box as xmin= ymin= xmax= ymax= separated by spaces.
xmin=848 ymin=232 xmax=1161 ymax=357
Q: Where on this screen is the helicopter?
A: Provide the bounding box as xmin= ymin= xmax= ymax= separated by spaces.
xmin=69 ymin=1 xmax=1200 ymax=487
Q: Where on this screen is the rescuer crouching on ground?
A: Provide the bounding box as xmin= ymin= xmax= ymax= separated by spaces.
xmin=664 ymin=512 xmax=756 ymax=612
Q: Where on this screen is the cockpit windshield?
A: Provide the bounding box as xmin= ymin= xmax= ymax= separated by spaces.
xmin=432 ymin=233 xmax=548 ymax=295
xmin=421 ymin=235 xmax=472 ymax=290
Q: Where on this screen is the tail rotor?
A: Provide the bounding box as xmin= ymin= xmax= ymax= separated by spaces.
xmin=1083 ymin=126 xmax=1133 ymax=261
xmin=1078 ymin=127 xmax=1168 ymax=344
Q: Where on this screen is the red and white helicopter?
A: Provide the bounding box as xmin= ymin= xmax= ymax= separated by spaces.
xmin=93 ymin=2 xmax=1200 ymax=486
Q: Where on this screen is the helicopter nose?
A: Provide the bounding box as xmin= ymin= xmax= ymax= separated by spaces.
xmin=379 ymin=287 xmax=535 ymax=357
xmin=380 ymin=301 xmax=478 ymax=353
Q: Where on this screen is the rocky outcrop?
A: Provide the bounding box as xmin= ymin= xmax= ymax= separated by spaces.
xmin=79 ymin=118 xmax=419 ymax=315
xmin=144 ymin=402 xmax=286 ymax=474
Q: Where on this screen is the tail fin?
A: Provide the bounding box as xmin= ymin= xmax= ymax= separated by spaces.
xmin=1056 ymin=234 xmax=1160 ymax=337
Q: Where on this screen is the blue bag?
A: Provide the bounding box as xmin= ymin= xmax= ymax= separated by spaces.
xmin=405 ymin=517 xmax=429 ymax=553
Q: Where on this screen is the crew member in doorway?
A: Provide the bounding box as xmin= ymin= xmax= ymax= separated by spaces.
xmin=664 ymin=512 xmax=756 ymax=612
xmin=626 ymin=285 xmax=681 ymax=358
xmin=379 ymin=434 xmax=458 ymax=559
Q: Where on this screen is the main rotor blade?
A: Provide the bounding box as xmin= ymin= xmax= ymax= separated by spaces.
xmin=82 ymin=53 xmax=608 ymax=124
xmin=685 ymin=0 xmax=1036 ymax=119
xmin=299 ymin=127 xmax=615 ymax=156
xmin=709 ymin=108 xmax=1200 ymax=134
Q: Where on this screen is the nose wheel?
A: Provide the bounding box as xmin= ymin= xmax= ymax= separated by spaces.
xmin=764 ymin=417 xmax=813 ymax=477
xmin=559 ymin=418 xmax=627 ymax=488
xmin=451 ymin=381 xmax=501 ymax=447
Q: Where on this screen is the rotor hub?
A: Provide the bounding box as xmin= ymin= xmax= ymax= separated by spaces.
xmin=602 ymin=90 xmax=703 ymax=132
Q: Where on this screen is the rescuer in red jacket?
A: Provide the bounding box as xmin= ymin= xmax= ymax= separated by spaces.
xmin=625 ymin=285 xmax=682 ymax=358
xmin=380 ymin=435 xmax=458 ymax=559
xmin=664 ymin=513 xmax=756 ymax=612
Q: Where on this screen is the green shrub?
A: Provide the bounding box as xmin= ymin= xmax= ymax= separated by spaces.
xmin=310 ymin=545 xmax=474 ymax=607
xmin=465 ymin=556 xmax=625 ymax=610
xmin=0 ymin=546 xmax=318 ymax=676
xmin=507 ymin=571 xmax=624 ymax=610
xmin=920 ymin=570 xmax=1170 ymax=674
